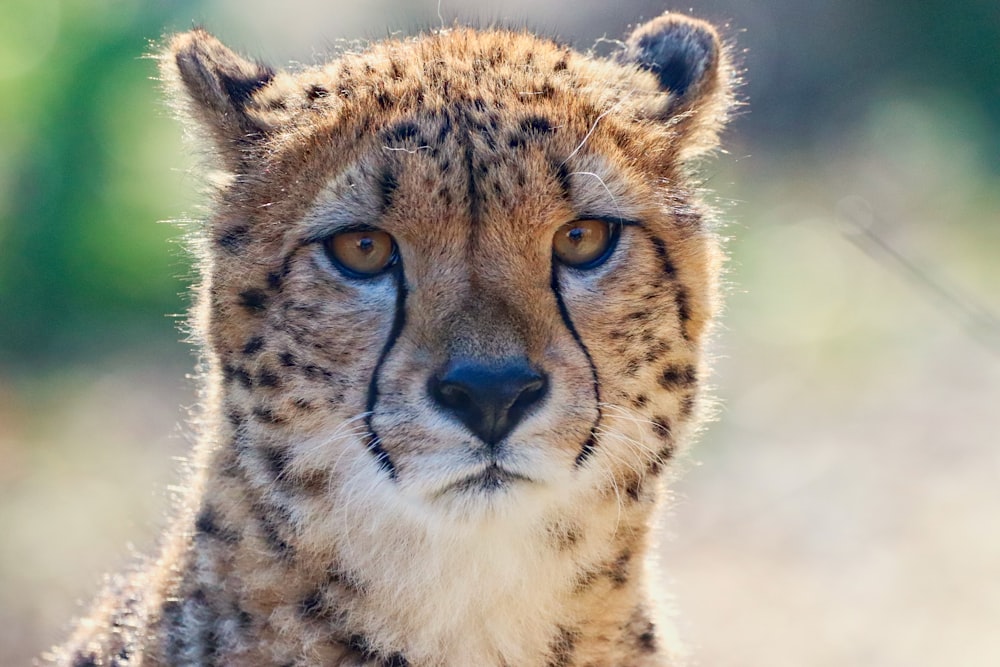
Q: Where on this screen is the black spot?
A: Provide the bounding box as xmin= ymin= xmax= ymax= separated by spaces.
xmin=632 ymin=393 xmax=648 ymax=408
xmin=675 ymin=287 xmax=691 ymax=327
xmin=632 ymin=611 xmax=657 ymax=653
xmin=347 ymin=634 xmax=371 ymax=654
xmin=253 ymin=406 xmax=285 ymax=424
xmin=327 ymin=566 xmax=367 ymax=596
xmin=237 ymin=608 xmax=253 ymax=629
xmin=299 ymin=589 xmax=325 ymax=620
xmin=223 ymin=363 xmax=253 ymax=389
xmin=436 ymin=112 xmax=453 ymax=143
xmin=379 ymin=168 xmax=399 ymax=211
xmin=572 ymin=566 xmax=601 ymax=593
xmin=648 ymin=235 xmax=678 ymax=277
xmin=306 ymin=83 xmax=329 ymax=101
xmin=607 ymin=549 xmax=633 ymax=587
xmin=659 ymin=364 xmax=696 ymax=390
xmin=547 ymin=626 xmax=578 ymax=667
xmin=553 ymin=58 xmax=568 ymax=72
xmin=651 ymin=415 xmax=672 ymax=440
xmin=553 ymin=160 xmax=572 ymax=197
xmin=279 ymin=351 xmax=296 ymax=367
xmin=115 ymin=645 xmax=132 ymax=665
xmin=253 ymin=502 xmax=294 ymax=558
xmin=548 ymin=521 xmax=581 ymax=551
xmin=239 ymin=289 xmax=268 ymax=312
xmin=649 ymin=443 xmax=674 ymax=476
xmin=508 ymin=132 xmax=527 ymax=149
xmin=266 ymin=271 xmax=283 ymax=289
xmin=195 ymin=508 xmax=219 ymax=536
xmin=302 ymin=364 xmax=334 ymax=382
xmin=71 ymin=652 xmax=99 ymax=667
xmin=680 ymin=393 xmax=696 ymax=417
xmin=242 ymin=336 xmax=264 ymax=355
xmin=383 ymin=121 xmax=421 ymax=144
xmin=195 ymin=507 xmax=239 ymax=543
xmin=346 ymin=635 xmax=409 ymax=667
xmin=521 ymin=115 xmax=553 ymax=134
xmin=216 ymin=224 xmax=250 ymax=252
xmin=226 ymin=408 xmax=245 ymax=427
xmin=625 ymin=475 xmax=644 ymax=501
xmin=462 ymin=127 xmax=481 ymax=224
xmin=257 ymin=367 xmax=280 ymax=388
xmin=259 ymin=447 xmax=290 ymax=482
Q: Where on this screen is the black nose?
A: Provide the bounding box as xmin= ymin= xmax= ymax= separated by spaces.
xmin=429 ymin=359 xmax=548 ymax=446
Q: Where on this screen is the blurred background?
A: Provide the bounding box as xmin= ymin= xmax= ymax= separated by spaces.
xmin=1 ymin=0 xmax=998 ymax=665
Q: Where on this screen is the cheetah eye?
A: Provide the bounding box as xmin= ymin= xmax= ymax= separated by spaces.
xmin=323 ymin=229 xmax=398 ymax=278
xmin=552 ymin=219 xmax=618 ymax=269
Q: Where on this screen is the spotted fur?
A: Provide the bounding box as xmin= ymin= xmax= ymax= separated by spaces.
xmin=49 ymin=12 xmax=734 ymax=666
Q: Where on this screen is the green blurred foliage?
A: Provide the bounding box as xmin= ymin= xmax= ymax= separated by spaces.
xmin=0 ymin=0 xmax=197 ymax=370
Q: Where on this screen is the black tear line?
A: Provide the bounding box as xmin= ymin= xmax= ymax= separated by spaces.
xmin=550 ymin=266 xmax=602 ymax=466
xmin=364 ymin=264 xmax=408 ymax=480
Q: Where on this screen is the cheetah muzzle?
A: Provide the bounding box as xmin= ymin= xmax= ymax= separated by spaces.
xmin=52 ymin=11 xmax=735 ymax=667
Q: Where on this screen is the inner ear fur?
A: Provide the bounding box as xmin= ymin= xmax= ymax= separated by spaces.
xmin=161 ymin=29 xmax=277 ymax=168
xmin=616 ymin=12 xmax=735 ymax=159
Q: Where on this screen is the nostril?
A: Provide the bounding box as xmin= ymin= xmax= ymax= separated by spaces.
xmin=510 ymin=376 xmax=547 ymax=411
xmin=431 ymin=378 xmax=480 ymax=418
xmin=436 ymin=383 xmax=469 ymax=407
xmin=428 ymin=359 xmax=549 ymax=446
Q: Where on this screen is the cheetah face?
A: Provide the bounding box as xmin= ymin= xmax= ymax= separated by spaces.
xmin=303 ymin=149 xmax=628 ymax=503
xmin=168 ymin=18 xmax=730 ymax=516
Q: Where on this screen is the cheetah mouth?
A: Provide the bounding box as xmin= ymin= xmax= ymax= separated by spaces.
xmin=445 ymin=464 xmax=532 ymax=495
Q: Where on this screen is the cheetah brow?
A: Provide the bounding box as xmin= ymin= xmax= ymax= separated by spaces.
xmin=567 ymin=171 xmax=628 ymax=225
xmin=559 ymin=91 xmax=632 ymax=166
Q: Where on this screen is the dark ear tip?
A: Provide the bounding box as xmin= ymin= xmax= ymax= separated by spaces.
xmin=619 ymin=13 xmax=722 ymax=100
xmin=165 ymin=29 xmax=275 ymax=113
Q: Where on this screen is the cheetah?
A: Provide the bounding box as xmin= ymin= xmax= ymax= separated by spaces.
xmin=50 ymin=11 xmax=734 ymax=667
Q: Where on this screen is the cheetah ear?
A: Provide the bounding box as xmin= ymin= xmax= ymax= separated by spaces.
xmin=162 ymin=29 xmax=279 ymax=168
xmin=617 ymin=13 xmax=734 ymax=158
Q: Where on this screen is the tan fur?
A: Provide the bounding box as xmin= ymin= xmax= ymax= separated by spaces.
xmin=49 ymin=13 xmax=734 ymax=667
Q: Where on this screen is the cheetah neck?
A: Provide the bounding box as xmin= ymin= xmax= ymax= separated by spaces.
xmin=169 ymin=415 xmax=667 ymax=667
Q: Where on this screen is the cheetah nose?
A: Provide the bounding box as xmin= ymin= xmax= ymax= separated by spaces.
xmin=428 ymin=359 xmax=549 ymax=447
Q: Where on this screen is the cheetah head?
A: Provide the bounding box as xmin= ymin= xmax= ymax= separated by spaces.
xmin=164 ymin=14 xmax=733 ymax=521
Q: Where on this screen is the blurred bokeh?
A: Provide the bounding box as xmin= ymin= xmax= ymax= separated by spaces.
xmin=2 ymin=0 xmax=998 ymax=665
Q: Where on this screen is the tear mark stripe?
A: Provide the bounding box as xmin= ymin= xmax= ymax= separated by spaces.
xmin=550 ymin=265 xmax=602 ymax=466
xmin=364 ymin=263 xmax=408 ymax=479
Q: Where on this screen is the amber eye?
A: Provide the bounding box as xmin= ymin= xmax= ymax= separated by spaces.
xmin=552 ymin=219 xmax=617 ymax=268
xmin=323 ymin=229 xmax=397 ymax=277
